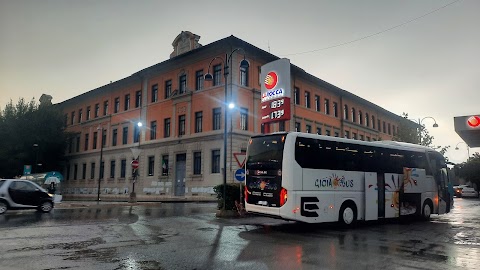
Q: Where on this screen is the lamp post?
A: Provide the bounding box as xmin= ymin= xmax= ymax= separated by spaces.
xmin=416 ymin=116 xmax=439 ymax=145
xmin=455 ymin=141 xmax=470 ymax=160
xmin=204 ymin=49 xmax=249 ymax=212
xmin=129 ymin=121 xmax=142 ymax=203
xmin=97 ymin=127 xmax=104 ymax=201
xmin=33 ymin=144 xmax=39 ymax=174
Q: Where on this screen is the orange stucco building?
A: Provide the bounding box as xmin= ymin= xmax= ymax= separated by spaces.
xmin=59 ymin=31 xmax=404 ymax=200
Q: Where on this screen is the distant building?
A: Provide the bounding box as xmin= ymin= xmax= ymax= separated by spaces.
xmin=59 ymin=32 xmax=405 ymax=200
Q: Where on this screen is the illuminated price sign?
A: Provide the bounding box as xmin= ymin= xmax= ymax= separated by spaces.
xmin=261 ymin=97 xmax=291 ymax=124
xmin=270 ymin=99 xmax=284 ymax=109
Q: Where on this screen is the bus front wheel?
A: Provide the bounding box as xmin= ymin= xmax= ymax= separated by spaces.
xmin=339 ymin=202 xmax=357 ymax=226
xmin=421 ymin=201 xmax=432 ymax=221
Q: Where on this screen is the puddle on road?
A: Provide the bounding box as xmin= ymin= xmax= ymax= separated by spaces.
xmin=114 ymin=259 xmax=166 ymax=270
xmin=10 ymin=237 xmax=106 ymax=252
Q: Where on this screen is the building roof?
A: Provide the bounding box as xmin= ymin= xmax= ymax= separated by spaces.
xmin=57 ymin=34 xmax=410 ymax=123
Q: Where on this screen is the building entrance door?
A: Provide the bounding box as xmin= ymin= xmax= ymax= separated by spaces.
xmin=175 ymin=154 xmax=186 ymax=196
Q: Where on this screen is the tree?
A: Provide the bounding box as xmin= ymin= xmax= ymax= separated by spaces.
xmin=0 ymin=98 xmax=69 ymax=178
xmin=456 ymin=153 xmax=480 ymax=190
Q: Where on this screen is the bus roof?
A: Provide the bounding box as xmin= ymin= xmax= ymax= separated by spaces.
xmin=253 ymin=132 xmax=437 ymax=153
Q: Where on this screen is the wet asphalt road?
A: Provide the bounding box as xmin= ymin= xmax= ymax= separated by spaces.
xmin=0 ymin=198 xmax=479 ymax=270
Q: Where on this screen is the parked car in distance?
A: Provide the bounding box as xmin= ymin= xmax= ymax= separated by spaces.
xmin=0 ymin=179 xmax=54 ymax=214
xmin=461 ymin=185 xmax=479 ymax=198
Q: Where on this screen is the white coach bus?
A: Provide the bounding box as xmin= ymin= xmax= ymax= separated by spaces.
xmin=244 ymin=132 xmax=452 ymax=226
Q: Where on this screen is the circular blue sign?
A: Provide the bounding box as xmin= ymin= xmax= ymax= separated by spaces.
xmin=235 ymin=169 xmax=245 ymax=182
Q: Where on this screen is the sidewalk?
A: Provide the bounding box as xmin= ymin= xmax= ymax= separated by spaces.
xmin=54 ymin=199 xmax=216 ymax=209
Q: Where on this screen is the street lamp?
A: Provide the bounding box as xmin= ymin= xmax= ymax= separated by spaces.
xmin=97 ymin=127 xmax=105 ymax=201
xmin=455 ymin=141 xmax=470 ymax=159
xmin=204 ymin=49 xmax=249 ymax=212
xmin=33 ymin=144 xmax=39 ymax=174
xmin=413 ymin=116 xmax=438 ymax=145
xmin=129 ymin=121 xmax=142 ymax=203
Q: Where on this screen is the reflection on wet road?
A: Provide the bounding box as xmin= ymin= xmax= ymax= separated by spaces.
xmin=0 ymin=199 xmax=479 ymax=269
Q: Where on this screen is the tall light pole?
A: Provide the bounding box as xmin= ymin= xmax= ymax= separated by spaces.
xmin=129 ymin=121 xmax=142 ymax=203
xmin=204 ymin=49 xmax=249 ymax=211
xmin=417 ymin=116 xmax=439 ymax=145
xmin=97 ymin=127 xmax=104 ymax=201
xmin=33 ymin=144 xmax=39 ymax=174
xmin=455 ymin=141 xmax=470 ymax=160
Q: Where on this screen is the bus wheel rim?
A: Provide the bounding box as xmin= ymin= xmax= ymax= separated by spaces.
xmin=424 ymin=204 xmax=431 ymax=217
xmin=343 ymin=208 xmax=354 ymax=224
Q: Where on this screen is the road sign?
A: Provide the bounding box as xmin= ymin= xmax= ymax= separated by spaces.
xmin=233 ymin=152 xmax=246 ymax=168
xmin=235 ymin=169 xmax=245 ymax=182
xmin=131 ymin=159 xmax=139 ymax=170
xmin=23 ymin=165 xmax=32 ymax=175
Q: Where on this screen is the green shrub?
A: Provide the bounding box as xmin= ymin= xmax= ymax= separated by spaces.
xmin=213 ymin=183 xmax=242 ymax=210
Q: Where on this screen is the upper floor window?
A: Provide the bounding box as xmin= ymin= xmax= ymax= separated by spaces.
xmin=103 ymin=100 xmax=108 ymax=116
xmin=122 ymin=127 xmax=128 ymax=145
xmin=165 ymin=80 xmax=172 ymax=99
xmin=195 ymin=111 xmax=203 ymax=133
xmin=112 ymin=129 xmax=117 ymax=146
xmin=351 ymin=108 xmax=356 ymax=123
xmin=94 ymin=103 xmax=99 ymax=118
xmin=114 ymin=97 xmax=120 ymax=113
xmin=178 ymin=115 xmax=186 ymax=136
xmin=306 ymin=124 xmax=311 ymax=133
xmin=135 ymin=90 xmax=141 ymax=108
xmin=151 ymin=84 xmax=158 ymax=102
xmin=344 ymin=105 xmax=349 ymax=120
xmin=332 ymin=101 xmax=337 ymax=117
xmin=295 ymin=122 xmax=301 ymax=132
xmin=78 ymin=109 xmax=83 ymax=123
xmin=240 ymin=65 xmax=248 ymax=86
xmin=294 ymin=87 xmax=300 ymax=105
xmin=305 ymin=91 xmax=310 ymax=108
xmin=84 ymin=133 xmax=89 ymax=151
xmin=179 ymin=74 xmax=187 ymax=94
xmin=365 ymin=113 xmax=370 ymax=127
xmin=359 ymin=111 xmax=363 ymax=125
xmin=164 ymin=118 xmax=171 ymax=138
xmin=195 ymin=70 xmax=203 ymax=91
xmin=240 ymin=108 xmax=248 ymax=131
xmin=213 ymin=108 xmax=221 ymax=130
xmin=315 ymin=95 xmax=320 ymax=112
xmin=150 ymin=121 xmax=157 ymax=140
xmin=124 ymin=94 xmax=130 ymax=111
xmin=71 ymin=111 xmax=75 ymax=125
xmin=213 ymin=64 xmax=222 ymax=86
xmin=86 ymin=106 xmax=91 ymax=120
xmin=372 ymin=115 xmax=376 ymax=129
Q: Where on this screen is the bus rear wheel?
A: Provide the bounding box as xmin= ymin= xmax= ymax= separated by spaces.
xmin=339 ymin=203 xmax=357 ymax=226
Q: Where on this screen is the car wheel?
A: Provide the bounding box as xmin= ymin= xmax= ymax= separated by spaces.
xmin=38 ymin=201 xmax=53 ymax=213
xmin=339 ymin=203 xmax=357 ymax=227
xmin=0 ymin=201 xmax=7 ymax=215
xmin=422 ymin=202 xmax=432 ymax=221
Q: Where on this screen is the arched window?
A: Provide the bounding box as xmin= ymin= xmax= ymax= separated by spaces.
xmin=365 ymin=113 xmax=370 ymax=127
xmin=344 ymin=105 xmax=349 ymax=120
xmin=351 ymin=108 xmax=356 ymax=123
xmin=359 ymin=111 xmax=363 ymax=125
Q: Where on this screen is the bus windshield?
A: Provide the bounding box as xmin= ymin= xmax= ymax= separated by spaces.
xmin=247 ymin=134 xmax=285 ymax=166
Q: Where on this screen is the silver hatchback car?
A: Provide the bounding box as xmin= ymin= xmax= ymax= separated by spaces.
xmin=0 ymin=179 xmax=54 ymax=214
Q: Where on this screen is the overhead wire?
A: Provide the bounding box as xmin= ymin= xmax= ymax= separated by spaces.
xmin=283 ymin=0 xmax=462 ymax=56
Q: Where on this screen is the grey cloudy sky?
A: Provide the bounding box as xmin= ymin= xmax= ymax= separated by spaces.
xmin=1 ymin=0 xmax=478 ymax=163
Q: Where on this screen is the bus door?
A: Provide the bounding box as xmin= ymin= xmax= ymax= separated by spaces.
xmin=428 ymin=152 xmax=448 ymax=214
xmin=377 ymin=173 xmax=386 ymax=218
xmin=365 ymin=172 xmax=378 ymax=221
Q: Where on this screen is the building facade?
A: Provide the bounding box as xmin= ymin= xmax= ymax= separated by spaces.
xmin=59 ymin=31 xmax=404 ymax=200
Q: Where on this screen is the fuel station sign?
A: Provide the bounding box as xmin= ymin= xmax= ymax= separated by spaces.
xmin=260 ymin=59 xmax=291 ymax=124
